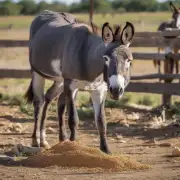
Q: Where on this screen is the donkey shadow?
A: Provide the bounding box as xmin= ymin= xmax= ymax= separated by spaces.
xmin=0 ymin=115 xmax=33 ymax=124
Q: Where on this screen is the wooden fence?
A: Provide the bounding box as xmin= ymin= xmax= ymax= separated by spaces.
xmin=0 ymin=29 xmax=180 ymax=106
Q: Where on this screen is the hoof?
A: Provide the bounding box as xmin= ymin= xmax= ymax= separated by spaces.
xmin=102 ymin=149 xmax=112 ymax=154
xmin=40 ymin=141 xmax=51 ymax=149
xmin=32 ymin=138 xmax=40 ymax=147
xmin=100 ymin=147 xmax=112 ymax=154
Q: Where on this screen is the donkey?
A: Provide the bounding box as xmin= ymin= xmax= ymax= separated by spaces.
xmin=25 ymin=10 xmax=134 ymax=154
xmin=25 ymin=10 xmax=99 ymax=149
xmin=154 ymin=1 xmax=180 ymax=78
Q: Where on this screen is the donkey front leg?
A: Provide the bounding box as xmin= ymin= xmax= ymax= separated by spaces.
xmin=31 ymin=72 xmax=45 ymax=147
xmin=90 ymin=84 xmax=111 ymax=154
xmin=57 ymin=92 xmax=67 ymax=141
xmin=40 ymin=81 xmax=63 ymax=148
xmin=64 ymin=79 xmax=79 ymax=141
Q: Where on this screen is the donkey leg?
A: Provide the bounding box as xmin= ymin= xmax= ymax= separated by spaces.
xmin=31 ymin=72 xmax=45 ymax=147
xmin=90 ymin=84 xmax=111 ymax=154
xmin=57 ymin=92 xmax=67 ymax=141
xmin=176 ymin=60 xmax=180 ymax=83
xmin=40 ymin=81 xmax=63 ymax=148
xmin=174 ymin=49 xmax=179 ymax=83
xmin=64 ymin=79 xmax=79 ymax=141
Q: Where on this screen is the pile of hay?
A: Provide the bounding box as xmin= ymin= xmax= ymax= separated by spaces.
xmin=21 ymin=141 xmax=149 ymax=172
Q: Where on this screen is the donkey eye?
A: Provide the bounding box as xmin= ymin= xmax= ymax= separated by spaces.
xmin=103 ymin=55 xmax=110 ymax=62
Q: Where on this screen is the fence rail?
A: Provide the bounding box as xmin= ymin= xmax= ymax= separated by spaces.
xmin=1 ymin=37 xmax=180 ymax=48
xmin=0 ymin=69 xmax=180 ymax=96
xmin=1 ymin=29 xmax=180 ymax=106
xmin=1 ymin=69 xmax=180 ymax=81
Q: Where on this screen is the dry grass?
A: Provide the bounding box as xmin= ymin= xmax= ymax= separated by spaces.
xmin=0 ymin=12 xmax=172 ymax=31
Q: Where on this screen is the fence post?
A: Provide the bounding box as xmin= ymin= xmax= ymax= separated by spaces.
xmin=162 ymin=52 xmax=174 ymax=108
xmin=90 ymin=0 xmax=93 ymax=22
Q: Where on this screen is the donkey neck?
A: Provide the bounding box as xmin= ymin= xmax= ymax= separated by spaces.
xmin=85 ymin=34 xmax=107 ymax=81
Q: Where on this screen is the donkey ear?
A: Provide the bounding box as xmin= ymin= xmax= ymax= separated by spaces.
xmin=102 ymin=22 xmax=114 ymax=44
xmin=120 ymin=22 xmax=135 ymax=47
xmin=169 ymin=1 xmax=178 ymax=13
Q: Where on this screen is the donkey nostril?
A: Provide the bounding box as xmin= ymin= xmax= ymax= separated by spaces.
xmin=119 ymin=88 xmax=123 ymax=94
xmin=110 ymin=87 xmax=113 ymax=93
xmin=111 ymin=87 xmax=120 ymax=95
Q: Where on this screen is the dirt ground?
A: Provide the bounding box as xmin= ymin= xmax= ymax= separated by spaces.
xmin=0 ymin=103 xmax=180 ymax=180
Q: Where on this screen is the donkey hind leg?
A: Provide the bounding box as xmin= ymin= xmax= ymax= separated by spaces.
xmin=90 ymin=83 xmax=111 ymax=154
xmin=64 ymin=79 xmax=79 ymax=141
xmin=40 ymin=81 xmax=63 ymax=148
xmin=174 ymin=49 xmax=180 ymax=83
xmin=31 ymin=72 xmax=45 ymax=147
xmin=158 ymin=48 xmax=162 ymax=82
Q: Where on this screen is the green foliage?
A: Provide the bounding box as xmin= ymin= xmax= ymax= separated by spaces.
xmin=0 ymin=93 xmax=22 ymax=106
xmin=77 ymin=107 xmax=94 ymax=120
xmin=0 ymin=0 xmax=178 ymax=16
xmin=18 ymin=0 xmax=36 ymax=15
xmin=0 ymin=93 xmax=33 ymax=116
xmin=105 ymin=93 xmax=132 ymax=108
xmin=0 ymin=0 xmax=22 ymax=15
xmin=19 ymin=103 xmax=33 ymax=116
xmin=169 ymin=101 xmax=180 ymax=116
xmin=137 ymin=95 xmax=155 ymax=106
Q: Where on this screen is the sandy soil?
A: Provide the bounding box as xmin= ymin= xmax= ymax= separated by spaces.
xmin=0 ymin=103 xmax=180 ymax=180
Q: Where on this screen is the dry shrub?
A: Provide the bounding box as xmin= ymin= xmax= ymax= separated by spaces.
xmin=21 ymin=141 xmax=149 ymax=173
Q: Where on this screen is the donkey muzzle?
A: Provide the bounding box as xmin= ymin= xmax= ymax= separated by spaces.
xmin=109 ymin=86 xmax=124 ymax=100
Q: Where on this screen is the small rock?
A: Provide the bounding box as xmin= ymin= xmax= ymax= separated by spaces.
xmin=7 ymin=137 xmax=15 ymax=140
xmin=6 ymin=129 xmax=12 ymax=133
xmin=14 ymin=123 xmax=22 ymax=129
xmin=110 ymin=138 xmax=115 ymax=142
xmin=115 ymin=133 xmax=123 ymax=140
xmin=144 ymin=128 xmax=147 ymax=132
xmin=0 ymin=154 xmax=14 ymax=161
xmin=123 ymin=123 xmax=129 ymax=128
xmin=106 ymin=109 xmax=112 ymax=115
xmin=11 ymin=146 xmax=20 ymax=156
xmin=92 ymin=138 xmax=99 ymax=143
xmin=118 ymin=140 xmax=126 ymax=143
xmin=172 ymin=147 xmax=180 ymax=157
xmin=8 ymin=123 xmax=22 ymax=133
xmin=0 ymin=121 xmax=6 ymax=127
xmin=127 ymin=113 xmax=140 ymax=120
xmin=17 ymin=144 xmax=42 ymax=155
xmin=46 ymin=127 xmax=56 ymax=134
xmin=159 ymin=142 xmax=172 ymax=147
xmin=145 ymin=138 xmax=157 ymax=145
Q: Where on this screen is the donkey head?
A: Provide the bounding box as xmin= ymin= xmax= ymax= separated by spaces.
xmin=170 ymin=1 xmax=180 ymax=28
xmin=101 ymin=22 xmax=134 ymax=100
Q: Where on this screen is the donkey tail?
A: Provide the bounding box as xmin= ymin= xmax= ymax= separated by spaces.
xmin=24 ymin=80 xmax=34 ymax=104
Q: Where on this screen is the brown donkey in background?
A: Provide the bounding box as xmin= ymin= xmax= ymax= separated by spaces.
xmin=154 ymin=1 xmax=180 ymax=81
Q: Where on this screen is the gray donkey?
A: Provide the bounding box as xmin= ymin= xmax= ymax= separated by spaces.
xmin=25 ymin=10 xmax=134 ymax=154
xmin=154 ymin=1 xmax=180 ymax=76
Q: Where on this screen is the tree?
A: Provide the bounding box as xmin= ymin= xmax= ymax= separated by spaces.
xmin=0 ymin=0 xmax=22 ymax=15
xmin=35 ymin=1 xmax=50 ymax=13
xmin=18 ymin=0 xmax=36 ymax=15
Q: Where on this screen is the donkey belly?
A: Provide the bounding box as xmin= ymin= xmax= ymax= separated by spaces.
xmin=70 ymin=78 xmax=106 ymax=91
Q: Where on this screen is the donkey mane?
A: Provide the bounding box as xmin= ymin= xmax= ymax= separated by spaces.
xmin=72 ymin=23 xmax=94 ymax=34
xmin=74 ymin=18 xmax=100 ymax=35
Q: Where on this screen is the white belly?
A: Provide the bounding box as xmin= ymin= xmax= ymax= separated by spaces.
xmin=70 ymin=79 xmax=107 ymax=91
